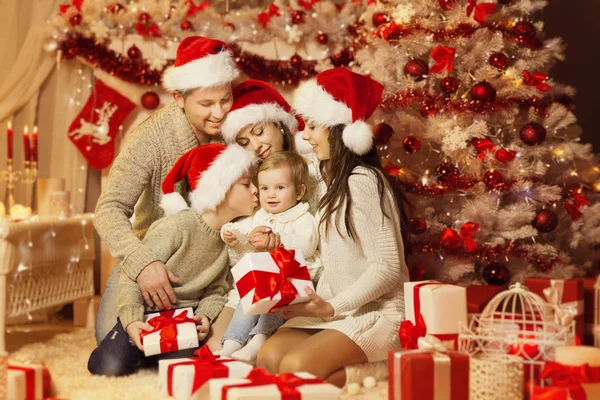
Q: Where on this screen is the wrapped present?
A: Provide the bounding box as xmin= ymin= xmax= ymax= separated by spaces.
xmin=532 ymin=354 xmax=600 ymax=399
xmin=141 ymin=307 xmax=199 ymax=357
xmin=402 ymin=281 xmax=467 ymax=350
xmin=582 ymin=277 xmax=599 ymax=347
xmin=208 ymin=368 xmax=341 ymax=400
xmin=388 ymin=335 xmax=469 ymax=400
xmin=7 ymin=362 xmax=51 ymax=400
xmin=232 ymin=248 xmax=314 ymax=315
xmin=158 ymin=347 xmax=253 ymax=399
xmin=525 ymin=278 xmax=584 ymax=341
xmin=466 ymin=285 xmax=503 ymax=314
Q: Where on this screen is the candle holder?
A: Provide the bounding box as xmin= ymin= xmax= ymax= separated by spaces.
xmin=0 ymin=159 xmax=38 ymax=210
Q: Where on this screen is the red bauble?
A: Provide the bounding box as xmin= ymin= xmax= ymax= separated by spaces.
xmin=439 ymin=0 xmax=457 ymax=11
xmin=139 ymin=12 xmax=152 ymax=23
xmin=180 ymin=19 xmax=193 ymax=30
xmin=290 ymin=54 xmax=303 ymax=68
xmin=489 ymin=52 xmax=508 ymax=70
xmin=127 ymin=45 xmax=142 ymax=59
xmin=141 ymin=91 xmax=160 ymax=110
xmin=373 ymin=123 xmax=395 ymax=146
xmin=420 ymin=99 xmax=438 ymax=117
xmin=402 ymin=136 xmax=422 ymax=153
xmin=409 ymin=218 xmax=428 ymax=235
xmin=70 ymin=13 xmax=82 ymax=26
xmin=435 ymin=162 xmax=459 ymax=184
xmin=372 ymin=12 xmax=390 ymax=27
xmin=470 ymin=81 xmax=496 ymax=101
xmin=482 ymin=262 xmax=510 ymax=285
xmin=484 ymin=170 xmax=507 ymax=191
xmin=316 ymin=32 xmax=329 ymax=45
xmin=404 ymin=59 xmax=429 ymax=81
xmin=107 ymin=2 xmax=126 ymax=14
xmin=513 ymin=21 xmax=537 ymax=46
xmin=291 ymin=10 xmax=306 ymax=24
xmin=347 ymin=22 xmax=362 ymax=36
xmin=519 ymin=122 xmax=546 ymax=146
xmin=533 ymin=209 xmax=558 ymax=233
xmin=440 ymin=77 xmax=460 ymax=94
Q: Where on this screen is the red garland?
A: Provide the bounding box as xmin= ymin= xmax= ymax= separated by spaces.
xmin=384 ymin=163 xmax=478 ymax=196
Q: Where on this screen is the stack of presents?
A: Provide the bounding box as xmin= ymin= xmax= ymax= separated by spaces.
xmin=5 ymin=249 xmax=600 ymax=399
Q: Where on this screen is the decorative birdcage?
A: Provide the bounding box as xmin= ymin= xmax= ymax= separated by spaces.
xmin=459 ymin=283 xmax=576 ymax=398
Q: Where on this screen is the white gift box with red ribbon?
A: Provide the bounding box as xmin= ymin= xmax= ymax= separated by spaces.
xmin=142 ymin=307 xmax=199 ymax=357
xmin=7 ymin=362 xmax=51 ymax=400
xmin=232 ymin=249 xmax=314 ymax=315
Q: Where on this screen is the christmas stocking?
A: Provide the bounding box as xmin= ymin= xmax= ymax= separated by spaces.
xmin=68 ymin=80 xmax=136 ymax=169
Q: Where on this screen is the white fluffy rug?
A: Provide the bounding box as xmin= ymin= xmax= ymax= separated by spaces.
xmin=9 ymin=328 xmax=388 ymax=399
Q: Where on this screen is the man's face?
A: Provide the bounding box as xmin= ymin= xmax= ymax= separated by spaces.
xmin=174 ymin=84 xmax=234 ymax=136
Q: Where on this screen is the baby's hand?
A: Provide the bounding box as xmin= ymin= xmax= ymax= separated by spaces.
xmin=126 ymin=321 xmax=154 ymax=351
xmin=249 ymin=226 xmax=280 ymax=251
xmin=223 ymin=229 xmax=237 ymax=244
xmin=194 ymin=314 xmax=211 ymax=341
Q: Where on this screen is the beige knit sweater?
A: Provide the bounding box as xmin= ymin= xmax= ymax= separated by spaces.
xmin=118 ymin=209 xmax=229 ymax=329
xmin=94 ymin=103 xmax=199 ymax=281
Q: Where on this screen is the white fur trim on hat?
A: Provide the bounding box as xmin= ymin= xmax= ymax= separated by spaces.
xmin=162 ymin=51 xmax=240 ymax=92
xmin=160 ymin=192 xmax=190 ymax=216
xmin=343 ymin=121 xmax=373 ymax=156
xmin=189 ymin=145 xmax=257 ymax=214
xmin=294 ymin=79 xmax=352 ymax=127
xmin=221 ymin=103 xmax=298 ymax=144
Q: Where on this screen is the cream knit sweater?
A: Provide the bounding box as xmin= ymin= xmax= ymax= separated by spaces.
xmin=94 ymin=103 xmax=199 ymax=281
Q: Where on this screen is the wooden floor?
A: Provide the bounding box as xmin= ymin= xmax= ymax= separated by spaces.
xmin=5 ymin=319 xmax=79 ymax=353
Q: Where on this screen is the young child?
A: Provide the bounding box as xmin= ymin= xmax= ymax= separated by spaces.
xmin=88 ymin=143 xmax=258 ymax=376
xmin=219 ymin=151 xmax=321 ymax=363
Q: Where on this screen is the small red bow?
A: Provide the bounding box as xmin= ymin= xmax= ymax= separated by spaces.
xmin=59 ymin=0 xmax=83 ymax=15
xmin=399 ymin=313 xmax=427 ymax=349
xmin=523 ymin=70 xmax=552 ymax=92
xmin=258 ymin=4 xmax=281 ymax=28
xmin=298 ymin=0 xmax=320 ymax=10
xmin=540 ymin=362 xmax=590 ymax=400
xmin=223 ymin=368 xmax=324 ymax=399
xmin=430 ymin=46 xmax=456 ymax=74
xmin=472 ymin=138 xmax=517 ymax=164
xmin=377 ymin=22 xmax=406 ymax=41
xmin=467 ymin=0 xmax=496 ymax=24
xmin=440 ymin=222 xmax=479 ymax=252
xmin=140 ymin=309 xmax=195 ymax=353
xmin=565 ymin=193 xmax=588 ymax=220
xmin=185 ymin=0 xmax=209 ymax=17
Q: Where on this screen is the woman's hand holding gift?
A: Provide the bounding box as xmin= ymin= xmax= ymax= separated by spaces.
xmin=272 ymin=287 xmax=334 ymax=319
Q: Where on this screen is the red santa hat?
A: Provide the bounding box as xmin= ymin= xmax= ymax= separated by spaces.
xmin=294 ymin=68 xmax=384 ymax=156
xmin=160 ymin=144 xmax=257 ymax=216
xmin=221 ymin=80 xmax=304 ymax=144
xmin=162 ymin=36 xmax=240 ymax=92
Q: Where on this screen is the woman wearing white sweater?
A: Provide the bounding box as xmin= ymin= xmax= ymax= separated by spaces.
xmin=257 ymin=68 xmax=409 ymax=387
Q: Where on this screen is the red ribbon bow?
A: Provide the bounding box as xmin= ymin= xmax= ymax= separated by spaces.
xmin=399 ymin=313 xmax=427 ymax=349
xmin=59 ymin=0 xmax=83 ymax=15
xmin=185 ymin=0 xmax=210 ymax=17
xmin=136 ymin=20 xmax=162 ymax=38
xmin=258 ymin=4 xmax=281 ymax=28
xmin=140 ymin=309 xmax=195 ymax=354
xmin=440 ymin=222 xmax=480 ymax=252
xmin=430 ymin=46 xmax=456 ymax=74
xmin=523 ymin=70 xmax=552 ymax=92
xmin=540 ymin=361 xmax=591 ymax=400
xmin=222 ymin=368 xmax=324 ymax=400
xmin=466 ymin=0 xmax=496 ymax=24
xmin=236 ymin=248 xmax=311 ymax=311
xmin=298 ymin=0 xmax=320 ymax=10
xmin=565 ymin=193 xmax=589 ymax=221
xmin=472 ymin=138 xmax=517 ymax=164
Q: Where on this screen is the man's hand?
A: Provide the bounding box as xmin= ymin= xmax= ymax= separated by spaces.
xmin=126 ymin=321 xmax=154 ymax=351
xmin=222 ymin=230 xmax=237 ymax=244
xmin=194 ymin=314 xmax=211 ymax=341
xmin=249 ymin=226 xmax=281 ymax=251
xmin=136 ymin=261 xmax=180 ymax=309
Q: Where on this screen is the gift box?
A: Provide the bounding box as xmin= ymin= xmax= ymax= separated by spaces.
xmin=7 ymin=362 xmax=51 ymax=400
xmin=525 ymin=278 xmax=584 ymax=341
xmin=208 ymin=368 xmax=341 ymax=400
xmin=232 ymin=248 xmax=314 ymax=315
xmin=403 ymin=281 xmax=467 ymax=350
xmin=388 ymin=339 xmax=469 ymax=400
xmin=158 ymin=347 xmax=253 ymax=400
xmin=141 ymin=307 xmax=199 ymax=357
xmin=466 ymin=285 xmax=503 ymax=314
xmin=582 ymin=277 xmax=599 ymax=347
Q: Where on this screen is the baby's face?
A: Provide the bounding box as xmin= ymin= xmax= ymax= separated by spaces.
xmin=258 ymin=165 xmax=301 ymax=214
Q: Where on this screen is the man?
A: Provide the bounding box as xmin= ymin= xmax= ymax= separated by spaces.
xmin=94 ymin=36 xmax=239 ymax=345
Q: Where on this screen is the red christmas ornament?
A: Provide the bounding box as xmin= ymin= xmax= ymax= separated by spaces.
xmin=404 ymin=59 xmax=429 ymax=81
xmin=141 ymin=91 xmax=160 ymax=110
xmin=347 ymin=22 xmax=362 ymax=36
xmin=532 ymin=209 xmax=558 ymax=233
xmin=70 ymin=13 xmax=82 ymax=26
xmin=290 ymin=54 xmax=303 ymax=68
xmin=107 ymin=2 xmax=126 ymax=14
xmin=512 ymin=21 xmax=537 ymax=47
xmin=373 ymin=123 xmax=395 ymax=146
xmin=409 ymin=218 xmax=427 ymax=235
xmin=138 ymin=12 xmax=152 ymax=23
xmin=489 ymin=52 xmax=508 ymax=70
xmin=372 ymin=12 xmax=390 ymax=27
xmin=534 ymin=258 xmax=554 ymax=273
xmin=435 ymin=162 xmax=459 ymax=184
xmin=420 ymin=99 xmax=438 ymax=117
xmin=470 ymin=81 xmax=496 ymax=101
xmin=402 ymin=136 xmax=422 ymax=153
xmin=180 ymin=19 xmax=193 ymax=30
xmin=484 ymin=170 xmax=508 ymax=191
xmin=316 ymin=32 xmax=329 ymax=45
xmin=127 ymin=45 xmax=141 ymax=59
xmin=519 ymin=122 xmax=546 ymax=146
xmin=482 ymin=262 xmax=510 ymax=285
xmin=439 ymin=0 xmax=457 ymax=11
xmin=291 ymin=10 xmax=306 ymax=24
xmin=440 ymin=77 xmax=459 ymax=94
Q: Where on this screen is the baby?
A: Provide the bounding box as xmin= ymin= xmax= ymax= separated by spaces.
xmin=220 ymin=151 xmax=321 ymax=363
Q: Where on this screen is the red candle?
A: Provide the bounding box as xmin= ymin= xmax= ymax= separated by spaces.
xmin=7 ymin=121 xmax=13 ymax=159
xmin=23 ymin=125 xmax=31 ymax=162
xmin=31 ymin=126 xmax=38 ymax=163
